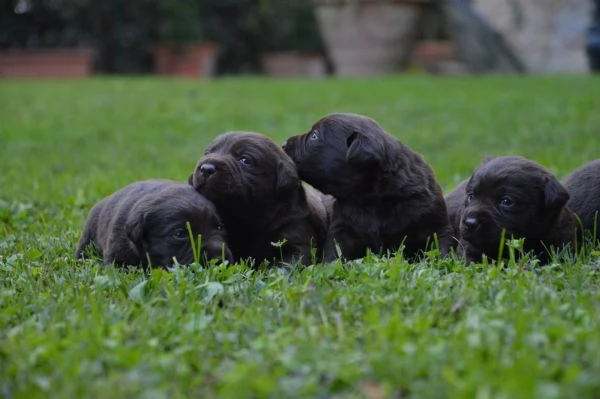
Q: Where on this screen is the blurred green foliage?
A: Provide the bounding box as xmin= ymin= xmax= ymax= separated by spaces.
xmin=0 ymin=0 xmax=322 ymax=74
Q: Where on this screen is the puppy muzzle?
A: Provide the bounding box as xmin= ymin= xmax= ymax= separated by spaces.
xmin=460 ymin=210 xmax=495 ymax=242
xmin=193 ymin=159 xmax=225 ymax=189
xmin=282 ymin=136 xmax=300 ymax=160
xmin=200 ymin=163 xmax=216 ymax=177
xmin=204 ymin=243 xmax=234 ymax=264
xmin=463 ymin=216 xmax=479 ymax=232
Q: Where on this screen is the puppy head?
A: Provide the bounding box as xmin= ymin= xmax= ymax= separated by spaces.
xmin=125 ymin=185 xmax=233 ymax=267
xmin=460 ymin=156 xmax=569 ymax=259
xmin=189 ymin=132 xmax=299 ymax=208
xmin=282 ymin=113 xmax=394 ymax=198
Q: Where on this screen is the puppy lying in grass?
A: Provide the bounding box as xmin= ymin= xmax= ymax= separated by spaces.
xmin=562 ymin=159 xmax=600 ymax=235
xmin=283 ymin=112 xmax=452 ymax=261
xmin=448 ymin=156 xmax=576 ymax=263
xmin=188 ymin=131 xmax=328 ymax=266
xmin=75 ymin=180 xmax=233 ymax=268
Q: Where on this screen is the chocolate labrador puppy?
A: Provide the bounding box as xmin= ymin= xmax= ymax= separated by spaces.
xmin=444 ymin=179 xmax=468 ymax=241
xmin=460 ymin=156 xmax=576 ymax=263
xmin=283 ymin=113 xmax=452 ymax=261
xmin=562 ymin=159 xmax=600 ymax=233
xmin=75 ymin=180 xmax=233 ymax=267
xmin=188 ymin=131 xmax=328 ymax=266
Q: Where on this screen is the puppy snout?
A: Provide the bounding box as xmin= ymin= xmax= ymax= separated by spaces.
xmin=205 ymin=243 xmax=234 ymax=263
xmin=463 ymin=216 xmax=479 ymax=232
xmin=282 ymin=137 xmax=296 ymax=155
xmin=200 ymin=163 xmax=217 ymax=176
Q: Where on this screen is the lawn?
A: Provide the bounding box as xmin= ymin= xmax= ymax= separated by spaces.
xmin=1 ymin=76 xmax=599 ymax=398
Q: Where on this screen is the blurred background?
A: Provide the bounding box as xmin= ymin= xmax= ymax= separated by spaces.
xmin=0 ymin=0 xmax=599 ymax=78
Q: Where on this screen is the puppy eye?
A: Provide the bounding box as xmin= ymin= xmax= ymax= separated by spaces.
xmin=499 ymin=196 xmax=514 ymax=208
xmin=466 ymin=193 xmax=474 ymax=204
xmin=238 ymin=156 xmax=252 ymax=166
xmin=173 ymin=228 xmax=189 ymax=240
xmin=310 ymin=130 xmax=319 ymax=141
xmin=216 ymin=224 xmax=224 ymax=231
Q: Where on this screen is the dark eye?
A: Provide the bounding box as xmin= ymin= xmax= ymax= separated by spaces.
xmin=238 ymin=156 xmax=252 ymax=166
xmin=216 ymin=224 xmax=224 ymax=231
xmin=310 ymin=130 xmax=319 ymax=141
xmin=499 ymin=196 xmax=514 ymax=208
xmin=173 ymin=228 xmax=188 ymax=240
xmin=466 ymin=193 xmax=474 ymax=204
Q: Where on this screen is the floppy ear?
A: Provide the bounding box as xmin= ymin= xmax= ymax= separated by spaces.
xmin=125 ymin=213 xmax=146 ymax=255
xmin=346 ymin=132 xmax=384 ymax=167
xmin=276 ymin=159 xmax=299 ymax=194
xmin=544 ymin=175 xmax=569 ymax=211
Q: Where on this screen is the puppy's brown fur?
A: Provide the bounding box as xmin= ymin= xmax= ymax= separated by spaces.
xmin=189 ymin=132 xmax=328 ymax=266
xmin=562 ymin=159 xmax=600 ymax=233
xmin=75 ymin=180 xmax=233 ymax=267
xmin=283 ymin=113 xmax=452 ymax=261
xmin=460 ymin=156 xmax=575 ymax=263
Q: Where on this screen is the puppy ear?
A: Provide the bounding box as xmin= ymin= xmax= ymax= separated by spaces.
xmin=346 ymin=132 xmax=384 ymax=168
xmin=125 ymin=213 xmax=146 ymax=255
xmin=276 ymin=159 xmax=299 ymax=194
xmin=544 ymin=175 xmax=569 ymax=211
xmin=188 ymin=160 xmax=202 ymax=187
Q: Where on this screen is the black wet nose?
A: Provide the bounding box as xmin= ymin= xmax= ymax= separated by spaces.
xmin=200 ymin=163 xmax=216 ymax=176
xmin=463 ymin=216 xmax=479 ymax=231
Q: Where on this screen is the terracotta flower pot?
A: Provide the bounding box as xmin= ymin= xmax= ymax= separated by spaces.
xmin=313 ymin=0 xmax=422 ymax=76
xmin=261 ymin=51 xmax=327 ymax=77
xmin=0 ymin=48 xmax=94 ymax=78
xmin=154 ymin=43 xmax=217 ymax=78
xmin=410 ymin=40 xmax=468 ymax=74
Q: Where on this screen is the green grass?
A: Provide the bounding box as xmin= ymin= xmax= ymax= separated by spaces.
xmin=1 ymin=76 xmax=600 ymax=398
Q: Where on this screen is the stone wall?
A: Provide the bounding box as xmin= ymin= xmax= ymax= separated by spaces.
xmin=472 ymin=0 xmax=592 ymax=73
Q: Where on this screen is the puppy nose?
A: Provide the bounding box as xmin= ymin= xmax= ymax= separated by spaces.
xmin=463 ymin=216 xmax=479 ymax=231
xmin=200 ymin=163 xmax=216 ymax=176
